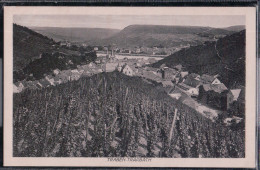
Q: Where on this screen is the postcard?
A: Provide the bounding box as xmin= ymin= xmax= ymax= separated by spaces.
xmin=3 ymin=6 xmax=257 ymax=168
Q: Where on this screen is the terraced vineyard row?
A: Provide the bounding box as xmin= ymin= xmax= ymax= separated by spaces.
xmin=13 ymin=72 xmax=244 ymax=157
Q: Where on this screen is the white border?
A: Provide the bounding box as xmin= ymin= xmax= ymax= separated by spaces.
xmin=4 ymin=7 xmax=257 ymax=168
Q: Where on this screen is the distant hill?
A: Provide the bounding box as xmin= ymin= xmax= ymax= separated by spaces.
xmin=152 ymin=30 xmax=246 ymax=88
xmin=222 ymin=25 xmax=245 ymax=32
xmin=95 ymin=25 xmax=235 ymax=48
xmin=30 ymin=27 xmax=120 ymax=43
xmin=13 ymin=24 xmax=57 ymax=71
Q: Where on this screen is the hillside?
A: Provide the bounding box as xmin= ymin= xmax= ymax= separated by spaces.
xmin=13 ymin=24 xmax=57 ymax=71
xmin=152 ymin=30 xmax=245 ymax=88
xmin=95 ymin=25 xmax=235 ymax=48
xmin=14 ymin=51 xmax=97 ymax=82
xmin=222 ymin=25 xmax=245 ymax=32
xmin=31 ymin=27 xmax=120 ymax=43
xmin=13 ymin=72 xmax=244 ymax=157
xmin=13 ymin=24 xmax=97 ymax=82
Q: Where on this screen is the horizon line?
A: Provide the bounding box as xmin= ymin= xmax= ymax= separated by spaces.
xmin=14 ymin=23 xmax=245 ymax=30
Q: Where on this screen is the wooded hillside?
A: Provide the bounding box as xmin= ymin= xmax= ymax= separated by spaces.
xmin=13 ymin=24 xmax=57 ymax=71
xmin=152 ymin=30 xmax=245 ymax=88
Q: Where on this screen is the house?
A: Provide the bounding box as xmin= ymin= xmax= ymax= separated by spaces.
xmin=66 ymin=42 xmax=71 ymax=47
xmin=122 ymin=64 xmax=133 ymax=76
xmin=13 ymin=82 xmax=24 ymax=93
xmin=60 ymin=41 xmax=71 ymax=47
xmin=189 ymin=73 xmax=200 ymax=81
xmin=70 ymin=72 xmax=81 ymax=81
xmin=122 ymin=49 xmax=131 ymax=54
xmin=198 ymin=83 xmax=228 ymax=110
xmin=53 ymin=77 xmax=62 ymax=85
xmin=88 ymin=62 xmax=97 ymax=68
xmin=136 ymin=48 xmax=141 ymax=53
xmin=116 ymin=63 xmax=125 ymax=72
xmin=161 ymin=67 xmax=177 ymax=80
xmin=121 ymin=64 xmax=138 ymax=76
xmin=159 ymin=64 xmax=167 ymax=69
xmin=105 ymin=63 xmax=118 ymax=72
xmin=183 ymin=76 xmax=201 ymax=97
xmin=147 ymin=58 xmax=157 ymax=64
xmin=174 ymin=64 xmax=183 ymax=71
xmin=141 ymin=71 xmax=162 ymax=82
xmin=94 ymin=47 xmax=99 ymax=51
xmin=200 ymin=74 xmax=221 ymax=85
xmin=227 ymin=87 xmax=245 ymax=116
xmin=180 ymin=71 xmax=189 ymax=78
xmin=36 ymin=81 xmax=43 ymax=88
xmin=53 ymin=69 xmax=60 ymax=75
xmin=60 ymin=41 xmax=67 ymax=46
xmin=162 ymin=80 xmax=174 ymax=87
xmin=183 ymin=76 xmax=201 ymax=88
xmin=23 ymin=81 xmax=38 ymax=90
xmin=39 ymin=79 xmax=51 ymax=87
xmin=45 ymin=75 xmax=55 ymax=86
xmin=56 ymin=70 xmax=71 ymax=83
xmin=178 ymin=82 xmax=199 ymax=97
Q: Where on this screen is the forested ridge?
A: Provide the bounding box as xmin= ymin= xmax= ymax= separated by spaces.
xmin=152 ymin=30 xmax=245 ymax=88
xmin=13 ymin=72 xmax=244 ymax=157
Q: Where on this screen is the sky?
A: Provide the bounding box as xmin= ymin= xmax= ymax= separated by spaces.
xmin=14 ymin=15 xmax=245 ymax=29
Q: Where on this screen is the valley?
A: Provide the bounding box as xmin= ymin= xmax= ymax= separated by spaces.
xmin=12 ymin=23 xmax=246 ymax=158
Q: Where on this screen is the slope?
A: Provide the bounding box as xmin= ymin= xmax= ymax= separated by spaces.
xmin=97 ymin=25 xmax=235 ymax=48
xmin=13 ymin=24 xmax=57 ymax=71
xmin=152 ymin=30 xmax=245 ymax=88
xmin=13 ymin=24 xmax=97 ymax=82
xmin=13 ymin=72 xmax=244 ymax=157
xmin=31 ymin=27 xmax=120 ymax=43
xmin=222 ymin=25 xmax=245 ymax=32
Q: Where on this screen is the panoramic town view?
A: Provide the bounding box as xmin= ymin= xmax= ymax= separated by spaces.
xmin=13 ymin=15 xmax=245 ymax=158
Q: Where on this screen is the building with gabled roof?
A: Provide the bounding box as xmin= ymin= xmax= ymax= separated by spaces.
xmin=39 ymin=79 xmax=51 ymax=87
xmin=198 ymin=83 xmax=228 ymax=110
xmin=53 ymin=69 xmax=60 ymax=75
xmin=200 ymin=74 xmax=221 ymax=85
xmin=13 ymin=82 xmax=24 ymax=93
xmin=121 ymin=64 xmax=138 ymax=76
xmin=23 ymin=80 xmax=38 ymax=90
xmin=180 ymin=71 xmax=189 ymax=78
xmin=174 ymin=64 xmax=183 ymax=71
xmin=45 ymin=75 xmax=55 ymax=86
xmin=227 ymin=86 xmax=245 ymax=116
xmin=161 ymin=67 xmax=177 ymax=80
xmin=104 ymin=62 xmax=118 ymax=72
xmin=162 ymin=80 xmax=174 ymax=87
xmin=183 ymin=76 xmax=201 ymax=88
xmin=189 ymin=73 xmax=200 ymax=80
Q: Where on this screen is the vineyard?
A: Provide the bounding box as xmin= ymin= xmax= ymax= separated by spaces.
xmin=13 ymin=72 xmax=244 ymax=157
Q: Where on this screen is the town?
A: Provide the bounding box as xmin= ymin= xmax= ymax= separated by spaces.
xmin=14 ymin=47 xmax=244 ymax=126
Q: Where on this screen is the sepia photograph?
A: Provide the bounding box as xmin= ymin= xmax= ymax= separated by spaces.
xmin=4 ymin=7 xmax=256 ymax=167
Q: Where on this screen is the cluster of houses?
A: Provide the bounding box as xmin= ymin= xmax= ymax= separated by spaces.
xmin=13 ymin=62 xmax=103 ymax=93
xmin=154 ymin=64 xmax=245 ymax=116
xmin=13 ymin=47 xmax=245 ymax=117
xmin=13 ymin=51 xmax=156 ymax=94
xmin=59 ymin=41 xmax=71 ymax=47
xmin=94 ymin=45 xmax=189 ymax=56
